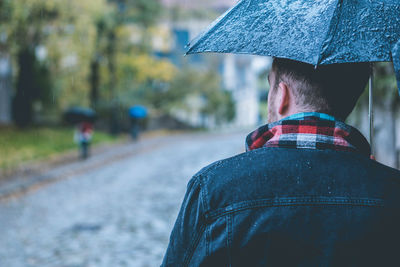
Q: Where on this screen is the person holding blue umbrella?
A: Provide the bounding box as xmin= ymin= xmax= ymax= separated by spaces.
xmin=128 ymin=105 xmax=148 ymax=140
xmin=162 ymin=1 xmax=400 ymax=266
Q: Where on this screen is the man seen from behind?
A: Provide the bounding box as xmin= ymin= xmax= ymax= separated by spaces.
xmin=161 ymin=58 xmax=400 ymax=266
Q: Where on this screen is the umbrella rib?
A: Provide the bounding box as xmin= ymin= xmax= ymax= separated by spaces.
xmin=316 ymin=0 xmax=343 ymax=66
xmin=369 ymin=71 xmax=374 ymax=154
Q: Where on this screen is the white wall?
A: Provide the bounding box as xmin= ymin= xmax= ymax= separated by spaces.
xmin=223 ymin=54 xmax=271 ymax=128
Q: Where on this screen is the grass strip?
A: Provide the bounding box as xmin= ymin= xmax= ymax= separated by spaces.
xmin=0 ymin=127 xmax=118 ymax=171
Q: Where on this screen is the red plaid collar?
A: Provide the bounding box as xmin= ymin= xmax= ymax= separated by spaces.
xmin=246 ymin=113 xmax=371 ymax=157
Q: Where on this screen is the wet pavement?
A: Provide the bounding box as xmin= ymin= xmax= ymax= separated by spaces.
xmin=0 ymin=131 xmax=245 ymax=267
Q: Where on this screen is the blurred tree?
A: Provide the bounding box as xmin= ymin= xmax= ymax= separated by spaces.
xmin=12 ymin=48 xmax=50 ymax=127
xmin=0 ymin=0 xmax=14 ymax=124
xmin=89 ymin=19 xmax=108 ymax=109
xmin=115 ymin=53 xmax=176 ymax=105
xmin=3 ymin=0 xmax=111 ymax=126
xmin=90 ymin=0 xmax=161 ymax=134
xmin=9 ymin=0 xmax=59 ymax=127
xmin=48 ymin=0 xmax=111 ymax=110
xmin=201 ymin=72 xmax=236 ymax=124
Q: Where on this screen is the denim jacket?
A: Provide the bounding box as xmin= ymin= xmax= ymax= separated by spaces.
xmin=161 ymin=148 xmax=400 ymax=266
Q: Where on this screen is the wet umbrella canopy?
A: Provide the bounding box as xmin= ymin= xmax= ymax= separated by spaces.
xmin=187 ymin=0 xmax=400 ymax=93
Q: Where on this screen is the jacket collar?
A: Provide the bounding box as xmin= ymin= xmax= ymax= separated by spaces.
xmin=246 ymin=112 xmax=371 ymax=157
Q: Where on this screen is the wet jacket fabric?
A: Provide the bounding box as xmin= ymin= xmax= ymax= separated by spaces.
xmin=161 ymin=115 xmax=400 ymax=266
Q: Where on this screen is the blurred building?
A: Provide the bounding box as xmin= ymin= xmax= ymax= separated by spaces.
xmin=154 ymin=1 xmax=271 ymax=128
xmin=154 ymin=20 xmax=270 ymax=128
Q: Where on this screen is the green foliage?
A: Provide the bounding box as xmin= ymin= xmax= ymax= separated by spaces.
xmin=146 ymin=68 xmax=235 ymax=123
xmin=354 ymin=62 xmax=398 ymax=110
xmin=124 ymin=0 xmax=162 ymax=27
xmin=3 ymin=0 xmax=114 ymax=126
xmin=0 ymin=0 xmax=13 ymax=24
xmin=257 ymin=68 xmax=270 ymax=121
xmin=348 ymin=62 xmax=399 ymax=131
xmin=199 ymin=72 xmax=236 ymax=123
xmin=0 ymin=127 xmax=118 ymax=170
xmin=113 ymin=53 xmax=176 ymax=106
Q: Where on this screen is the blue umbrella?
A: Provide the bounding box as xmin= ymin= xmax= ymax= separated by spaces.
xmin=129 ymin=105 xmax=148 ymax=119
xmin=187 ymin=0 xmax=400 ymax=93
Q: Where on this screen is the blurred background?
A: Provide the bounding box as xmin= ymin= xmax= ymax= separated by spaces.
xmin=0 ymin=0 xmax=399 ymax=266
xmin=0 ymin=0 xmax=272 ymax=172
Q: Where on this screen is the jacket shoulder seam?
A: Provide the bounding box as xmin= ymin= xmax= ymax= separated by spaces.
xmin=205 ymin=197 xmax=385 ymax=220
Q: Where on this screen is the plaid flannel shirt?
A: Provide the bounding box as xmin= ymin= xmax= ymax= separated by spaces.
xmin=246 ymin=112 xmax=371 ymax=157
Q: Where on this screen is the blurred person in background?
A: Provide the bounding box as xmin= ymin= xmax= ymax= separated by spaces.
xmin=74 ymin=121 xmax=93 ymax=159
xmin=130 ymin=117 xmax=142 ymax=140
xmin=161 ymin=58 xmax=400 ymax=266
xmin=129 ymin=105 xmax=148 ymax=140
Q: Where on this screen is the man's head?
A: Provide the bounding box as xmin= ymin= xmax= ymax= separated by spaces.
xmin=267 ymin=58 xmax=371 ymax=123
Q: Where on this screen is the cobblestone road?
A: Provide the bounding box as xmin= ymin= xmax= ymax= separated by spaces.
xmin=0 ymin=131 xmax=245 ymax=267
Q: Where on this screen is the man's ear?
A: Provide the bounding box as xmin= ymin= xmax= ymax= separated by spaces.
xmin=277 ymin=82 xmax=290 ymax=116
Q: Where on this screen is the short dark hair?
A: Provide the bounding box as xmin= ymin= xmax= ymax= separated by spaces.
xmin=271 ymin=58 xmax=371 ymax=120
